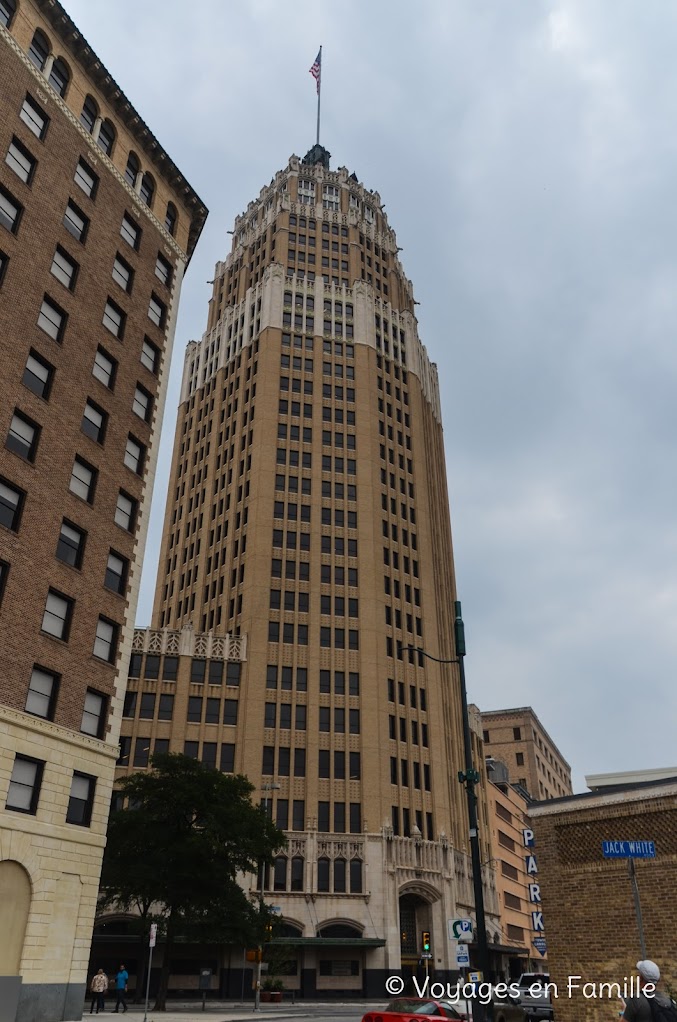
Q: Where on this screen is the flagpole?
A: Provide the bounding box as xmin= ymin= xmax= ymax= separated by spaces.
xmin=316 ymin=45 xmax=322 ymax=145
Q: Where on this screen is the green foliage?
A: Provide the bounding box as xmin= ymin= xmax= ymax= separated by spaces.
xmin=100 ymin=753 xmax=285 ymax=945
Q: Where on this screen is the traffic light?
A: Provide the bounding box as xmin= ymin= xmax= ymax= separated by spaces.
xmin=422 ymin=930 xmax=431 ymax=953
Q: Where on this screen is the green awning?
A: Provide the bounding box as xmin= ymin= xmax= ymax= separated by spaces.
xmin=270 ymin=937 xmax=386 ymax=948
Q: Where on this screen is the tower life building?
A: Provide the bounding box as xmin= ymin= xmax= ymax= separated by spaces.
xmin=0 ymin=1 xmax=206 ymax=1020
xmin=119 ymin=145 xmax=498 ymax=995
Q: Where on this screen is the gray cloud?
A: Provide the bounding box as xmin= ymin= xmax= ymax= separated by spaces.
xmin=66 ymin=0 xmax=677 ymax=790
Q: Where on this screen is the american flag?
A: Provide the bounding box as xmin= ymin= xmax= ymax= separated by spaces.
xmin=309 ymin=49 xmax=321 ymax=93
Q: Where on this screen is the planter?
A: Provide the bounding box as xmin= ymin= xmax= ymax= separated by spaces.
xmin=260 ymin=991 xmax=272 ymax=1003
xmin=270 ymin=992 xmax=282 ymax=1003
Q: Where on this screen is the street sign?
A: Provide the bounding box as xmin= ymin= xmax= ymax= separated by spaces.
xmin=421 ymin=952 xmax=433 ymax=960
xmin=269 ymin=905 xmax=282 ymax=914
xmin=469 ymin=972 xmax=481 ymax=984
xmin=533 ymin=937 xmax=547 ymax=956
xmin=602 ymin=840 xmax=656 ymax=859
xmin=144 ymin=924 xmax=158 ymax=1022
xmin=455 ymin=943 xmax=470 ymax=968
xmin=449 ymin=918 xmax=473 ymax=942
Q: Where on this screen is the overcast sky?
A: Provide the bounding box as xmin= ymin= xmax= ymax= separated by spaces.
xmin=66 ymin=0 xmax=677 ymax=792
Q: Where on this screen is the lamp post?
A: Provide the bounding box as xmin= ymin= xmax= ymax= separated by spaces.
xmin=253 ymin=782 xmax=280 ymax=1013
xmin=404 ymin=600 xmax=492 ymax=1022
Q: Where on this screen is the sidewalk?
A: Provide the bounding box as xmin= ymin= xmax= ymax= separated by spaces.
xmin=74 ymin=1001 xmax=375 ymax=1022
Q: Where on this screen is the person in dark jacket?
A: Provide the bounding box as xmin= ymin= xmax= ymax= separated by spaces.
xmin=623 ymin=961 xmax=675 ymax=1022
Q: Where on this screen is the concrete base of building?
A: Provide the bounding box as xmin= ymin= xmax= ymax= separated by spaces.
xmin=16 ymin=982 xmax=85 ymax=1022
xmin=220 ymin=969 xmax=457 ymax=1000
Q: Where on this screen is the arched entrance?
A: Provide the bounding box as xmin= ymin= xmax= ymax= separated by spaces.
xmin=0 ymin=859 xmax=32 ymax=974
xmin=315 ymin=920 xmax=366 ymax=997
xmin=398 ymin=883 xmax=440 ymax=992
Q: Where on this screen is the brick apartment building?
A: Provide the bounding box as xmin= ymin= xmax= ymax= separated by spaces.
xmin=481 ymin=707 xmax=573 ymax=800
xmin=0 ymin=2 xmax=206 ymax=1019
xmin=104 ymin=144 xmax=501 ymax=998
xmin=485 ymin=758 xmax=548 ymax=978
xmin=530 ymin=777 xmax=677 ymax=1022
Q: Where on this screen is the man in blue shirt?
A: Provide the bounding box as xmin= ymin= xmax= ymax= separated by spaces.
xmin=113 ymin=964 xmax=129 ymax=1014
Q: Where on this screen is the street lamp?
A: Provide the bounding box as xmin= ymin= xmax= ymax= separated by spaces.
xmin=254 ymin=782 xmax=280 ymax=1012
xmin=404 ymin=600 xmax=493 ymax=1022
xmin=261 ymin=781 xmax=280 ymax=816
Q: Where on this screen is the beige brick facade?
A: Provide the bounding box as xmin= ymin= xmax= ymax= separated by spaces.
xmin=481 ymin=707 xmax=573 ymax=801
xmin=0 ymin=2 xmax=206 ymax=1019
xmin=109 ymin=147 xmax=501 ymax=997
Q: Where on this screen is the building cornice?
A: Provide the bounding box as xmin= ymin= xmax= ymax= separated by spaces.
xmin=32 ymin=0 xmax=208 ymax=260
xmin=480 ymin=705 xmax=572 ymax=773
xmin=529 ymin=780 xmax=677 ymax=817
xmin=0 ymin=705 xmax=119 ymax=759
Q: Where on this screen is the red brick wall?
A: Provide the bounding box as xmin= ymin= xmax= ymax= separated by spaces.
xmin=0 ymin=41 xmax=176 ymax=734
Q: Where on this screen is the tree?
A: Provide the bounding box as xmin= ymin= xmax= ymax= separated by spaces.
xmin=99 ymin=754 xmax=285 ymax=1010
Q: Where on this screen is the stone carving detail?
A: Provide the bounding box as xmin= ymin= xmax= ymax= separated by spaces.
xmin=194 ymin=633 xmax=209 ymax=657
xmin=132 ymin=627 xmax=247 ymax=661
xmin=315 ymin=838 xmax=364 ymax=860
xmin=165 ymin=631 xmax=181 ymax=654
xmin=229 ymin=636 xmax=246 ymax=660
xmin=148 ymin=631 xmax=164 ymax=654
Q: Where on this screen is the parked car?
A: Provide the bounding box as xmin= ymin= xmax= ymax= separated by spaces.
xmin=362 ymin=994 xmax=527 ymax=1022
xmin=518 ymin=974 xmax=550 ymax=989
xmin=362 ymin=998 xmax=466 ymax=1021
xmin=445 ymin=994 xmax=525 ymax=1022
xmin=515 ymin=973 xmax=553 ymax=1022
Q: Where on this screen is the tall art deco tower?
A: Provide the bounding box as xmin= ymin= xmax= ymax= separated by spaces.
xmin=119 ymin=145 xmax=499 ymax=995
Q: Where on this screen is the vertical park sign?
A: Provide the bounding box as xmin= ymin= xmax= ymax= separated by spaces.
xmin=524 ymin=828 xmax=547 ymax=957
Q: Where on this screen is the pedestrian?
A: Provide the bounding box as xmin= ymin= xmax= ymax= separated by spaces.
xmin=622 ymin=961 xmax=677 ymax=1022
xmin=113 ymin=963 xmax=129 ymax=1014
xmin=89 ymin=969 xmax=108 ymax=1014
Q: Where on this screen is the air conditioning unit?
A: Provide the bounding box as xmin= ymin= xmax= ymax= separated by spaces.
xmin=486 ymin=758 xmax=509 ymax=784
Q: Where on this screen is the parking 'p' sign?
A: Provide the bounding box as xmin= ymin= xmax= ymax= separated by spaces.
xmin=448 ymin=918 xmax=473 ymax=941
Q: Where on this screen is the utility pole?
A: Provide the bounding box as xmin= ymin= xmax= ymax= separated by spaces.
xmin=254 ymin=781 xmax=280 ymax=1012
xmin=454 ymin=602 xmax=492 ymax=1022
xmin=405 ymin=600 xmax=493 ymax=1022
